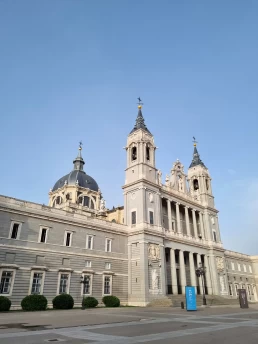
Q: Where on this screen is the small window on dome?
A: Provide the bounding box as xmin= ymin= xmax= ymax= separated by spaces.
xmin=83 ymin=196 xmax=90 ymax=207
xmin=90 ymin=199 xmax=95 ymax=209
xmin=56 ymin=196 xmax=62 ymax=205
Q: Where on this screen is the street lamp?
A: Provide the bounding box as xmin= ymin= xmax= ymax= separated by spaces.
xmin=196 ymin=263 xmax=207 ymax=306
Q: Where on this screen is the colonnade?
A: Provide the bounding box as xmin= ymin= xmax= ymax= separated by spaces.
xmin=166 ymin=199 xmax=205 ymax=239
xmin=169 ymin=248 xmax=212 ymax=295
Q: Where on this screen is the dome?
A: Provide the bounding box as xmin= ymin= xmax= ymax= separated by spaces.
xmin=52 ymin=144 xmax=99 ymax=192
xmin=52 ymin=170 xmax=99 ymax=192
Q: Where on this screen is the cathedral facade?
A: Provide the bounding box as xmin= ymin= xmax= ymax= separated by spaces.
xmin=0 ymin=105 xmax=257 ymax=308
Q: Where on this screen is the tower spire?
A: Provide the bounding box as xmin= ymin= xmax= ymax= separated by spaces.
xmin=73 ymin=142 xmax=85 ymax=171
xmin=189 ymin=138 xmax=206 ymax=168
xmin=130 ymin=98 xmax=151 ymax=135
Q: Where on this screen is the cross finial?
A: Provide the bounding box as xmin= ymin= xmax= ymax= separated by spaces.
xmin=137 ymin=97 xmax=143 ymax=105
xmin=192 ymin=136 xmax=198 ymax=147
xmin=79 ymin=141 xmax=83 ymax=150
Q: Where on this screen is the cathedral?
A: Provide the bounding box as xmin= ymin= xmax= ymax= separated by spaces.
xmin=0 ymin=104 xmax=257 ymax=308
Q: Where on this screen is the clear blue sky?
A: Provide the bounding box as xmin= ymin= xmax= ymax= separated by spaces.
xmin=1 ymin=0 xmax=258 ymax=254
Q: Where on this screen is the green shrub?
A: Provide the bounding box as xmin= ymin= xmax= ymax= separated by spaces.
xmin=52 ymin=294 xmax=74 ymax=309
xmin=0 ymin=296 xmax=11 ymax=312
xmin=21 ymin=295 xmax=47 ymax=311
xmin=82 ymin=296 xmax=98 ymax=308
xmin=102 ymin=295 xmax=120 ymax=307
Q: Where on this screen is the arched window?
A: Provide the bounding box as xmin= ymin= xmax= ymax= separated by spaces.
xmin=78 ymin=195 xmax=95 ymax=209
xmin=83 ymin=196 xmax=90 ymax=207
xmin=206 ymin=178 xmax=209 ymax=190
xmin=193 ymin=179 xmax=199 ymax=190
xmin=55 ymin=196 xmax=62 ymax=205
xmin=131 ymin=146 xmax=137 ymax=161
xmin=146 ymin=146 xmax=150 ymax=161
xmin=66 ymin=193 xmax=71 ymax=201
xmin=111 ymin=219 xmax=116 ymax=223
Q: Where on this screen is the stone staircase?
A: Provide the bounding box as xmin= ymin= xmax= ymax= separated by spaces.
xmin=168 ymin=294 xmax=240 ymax=307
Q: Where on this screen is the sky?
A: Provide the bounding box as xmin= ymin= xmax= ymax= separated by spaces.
xmin=0 ymin=0 xmax=258 ymax=254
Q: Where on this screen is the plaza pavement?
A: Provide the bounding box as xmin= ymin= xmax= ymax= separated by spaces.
xmin=0 ymin=305 xmax=258 ymax=343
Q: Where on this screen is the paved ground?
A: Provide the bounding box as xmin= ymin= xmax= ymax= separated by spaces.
xmin=1 ymin=305 xmax=258 ymax=343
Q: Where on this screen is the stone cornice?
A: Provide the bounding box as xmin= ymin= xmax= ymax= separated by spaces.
xmin=0 ymin=196 xmax=128 ymax=237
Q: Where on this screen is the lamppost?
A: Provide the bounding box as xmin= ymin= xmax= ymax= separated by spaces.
xmin=80 ymin=275 xmax=90 ymax=309
xmin=196 ymin=263 xmax=207 ymax=306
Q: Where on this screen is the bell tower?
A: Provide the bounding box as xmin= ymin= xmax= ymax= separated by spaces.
xmin=123 ymin=100 xmax=161 ymax=228
xmin=187 ymin=140 xmax=214 ymax=208
xmin=124 ymin=101 xmax=157 ymax=185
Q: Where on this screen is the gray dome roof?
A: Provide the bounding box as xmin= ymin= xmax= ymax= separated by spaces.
xmin=52 ymin=145 xmax=99 ymax=192
xmin=52 ymin=170 xmax=99 ymax=192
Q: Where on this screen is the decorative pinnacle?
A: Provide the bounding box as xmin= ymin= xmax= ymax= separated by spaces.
xmin=79 ymin=141 xmax=83 ymax=151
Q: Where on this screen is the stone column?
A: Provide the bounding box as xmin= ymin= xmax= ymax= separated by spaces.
xmin=184 ymin=206 xmax=191 ymax=237
xmin=157 ymin=193 xmax=162 ymax=227
xmin=204 ymin=211 xmax=212 ymax=241
xmin=200 ymin=212 xmax=205 ymax=240
xmin=189 ymin=252 xmax=197 ymax=293
xmin=204 ymin=255 xmax=212 ymax=295
xmin=159 ymin=245 xmax=167 ymax=295
xmin=179 ymin=250 xmax=186 ymax=294
xmin=128 ymin=243 xmax=132 ymax=295
xmin=167 ymin=199 xmax=172 ymax=231
xmin=176 ymin=202 xmax=181 ymax=234
xmin=192 ymin=209 xmax=198 ymax=238
xmin=139 ymin=241 xmax=149 ymax=305
xmin=196 ymin=253 xmax=203 ymax=294
xmin=209 ymin=254 xmax=219 ymax=295
xmin=215 ymin=216 xmax=222 ymax=243
xmin=170 ymin=248 xmax=178 ymax=295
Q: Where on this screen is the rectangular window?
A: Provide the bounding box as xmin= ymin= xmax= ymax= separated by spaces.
xmin=149 ymin=211 xmax=154 ymax=225
xmin=172 ymin=221 xmax=175 ymax=231
xmin=229 ymin=284 xmax=232 ymax=296
xmin=0 ymin=271 xmax=13 ymax=294
xmin=249 ymin=265 xmax=253 ymax=273
xmin=86 ymin=235 xmax=93 ymax=250
xmin=105 ymin=262 xmax=111 ymax=270
xmin=231 ymin=262 xmax=235 ymax=270
xmin=64 ymin=232 xmax=72 ymax=247
xmin=59 ymin=274 xmax=69 ymax=294
xmin=82 ymin=275 xmax=92 ymax=295
xmin=131 ymin=211 xmax=136 ymax=225
xmin=213 ymin=231 xmax=217 ymax=242
xmin=105 ymin=238 xmax=112 ymax=252
xmin=31 ymin=273 xmax=43 ymax=294
xmin=85 ymin=260 xmax=91 ymax=268
xmin=104 ymin=276 xmax=111 ymax=295
xmin=39 ymin=228 xmax=48 ymax=243
xmin=10 ymin=223 xmax=21 ymax=239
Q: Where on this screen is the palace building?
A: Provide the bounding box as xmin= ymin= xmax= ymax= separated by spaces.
xmin=0 ymin=104 xmax=257 ymax=308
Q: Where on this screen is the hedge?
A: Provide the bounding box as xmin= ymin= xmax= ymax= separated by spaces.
xmin=102 ymin=295 xmax=120 ymax=307
xmin=52 ymin=294 xmax=74 ymax=309
xmin=82 ymin=296 xmax=98 ymax=308
xmin=21 ymin=295 xmax=48 ymax=311
xmin=0 ymin=296 xmax=11 ymax=312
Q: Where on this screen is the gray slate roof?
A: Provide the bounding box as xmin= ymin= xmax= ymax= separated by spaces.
xmin=189 ymin=146 xmax=207 ymax=169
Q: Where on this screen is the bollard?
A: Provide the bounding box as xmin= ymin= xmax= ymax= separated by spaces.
xmin=181 ymin=301 xmax=184 ymax=309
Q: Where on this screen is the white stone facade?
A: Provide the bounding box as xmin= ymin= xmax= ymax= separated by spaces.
xmin=0 ymin=106 xmax=257 ymax=308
